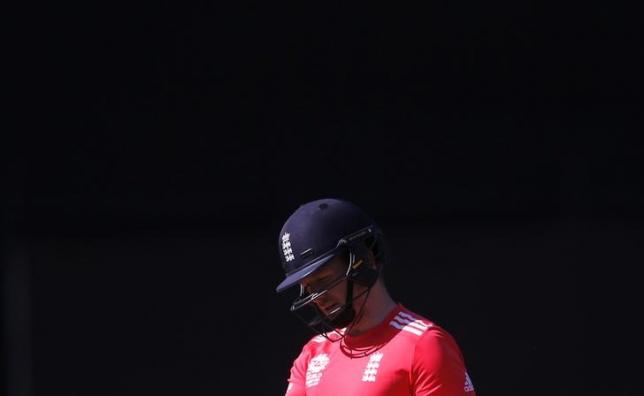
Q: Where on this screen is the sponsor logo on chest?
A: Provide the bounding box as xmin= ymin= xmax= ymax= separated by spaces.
xmin=305 ymin=354 xmax=330 ymax=388
xmin=464 ymin=372 xmax=475 ymax=392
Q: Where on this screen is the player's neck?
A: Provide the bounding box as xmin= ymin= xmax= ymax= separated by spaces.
xmin=347 ymin=284 xmax=397 ymax=336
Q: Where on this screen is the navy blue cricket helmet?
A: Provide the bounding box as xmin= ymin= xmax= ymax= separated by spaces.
xmin=276 ymin=198 xmax=381 ymax=293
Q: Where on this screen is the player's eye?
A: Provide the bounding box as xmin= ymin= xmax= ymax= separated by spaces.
xmin=304 ymin=277 xmax=330 ymax=294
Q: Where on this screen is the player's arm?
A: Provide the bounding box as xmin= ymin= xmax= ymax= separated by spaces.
xmin=283 ymin=348 xmax=308 ymax=396
xmin=411 ymin=328 xmax=476 ymax=396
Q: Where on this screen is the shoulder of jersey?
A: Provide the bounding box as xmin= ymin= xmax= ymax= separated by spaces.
xmin=389 ymin=309 xmax=435 ymax=337
xmin=307 ymin=329 xmax=345 ymax=345
xmin=310 ymin=334 xmax=329 ymax=344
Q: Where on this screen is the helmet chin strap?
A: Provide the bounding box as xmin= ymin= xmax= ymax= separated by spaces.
xmin=328 ymin=279 xmax=356 ymax=329
xmin=322 ymin=277 xmax=373 ymax=342
xmin=305 ymin=250 xmax=377 ymax=341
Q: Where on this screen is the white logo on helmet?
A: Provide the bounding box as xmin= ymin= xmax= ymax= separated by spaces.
xmin=282 ymin=233 xmax=295 ymax=262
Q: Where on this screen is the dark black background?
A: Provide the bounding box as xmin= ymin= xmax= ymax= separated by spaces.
xmin=4 ymin=1 xmax=642 ymax=395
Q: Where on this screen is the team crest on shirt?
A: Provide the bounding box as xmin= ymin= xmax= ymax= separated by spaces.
xmin=306 ymin=354 xmax=330 ymax=388
xmin=361 ymin=352 xmax=384 ymax=382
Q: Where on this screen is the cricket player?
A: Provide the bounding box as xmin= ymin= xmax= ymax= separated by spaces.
xmin=275 ymin=198 xmax=476 ymax=395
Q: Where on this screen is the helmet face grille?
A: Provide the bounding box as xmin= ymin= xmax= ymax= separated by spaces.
xmin=285 ymin=228 xmax=382 ymax=339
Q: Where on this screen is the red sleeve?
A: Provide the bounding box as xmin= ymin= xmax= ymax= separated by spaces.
xmin=284 ymin=347 xmax=309 ymax=396
xmin=411 ymin=328 xmax=476 ymax=396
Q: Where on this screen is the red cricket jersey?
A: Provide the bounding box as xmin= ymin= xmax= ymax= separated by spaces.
xmin=284 ymin=304 xmax=476 ymax=396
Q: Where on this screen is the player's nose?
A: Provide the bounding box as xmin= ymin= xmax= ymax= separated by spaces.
xmin=313 ymin=294 xmax=333 ymax=308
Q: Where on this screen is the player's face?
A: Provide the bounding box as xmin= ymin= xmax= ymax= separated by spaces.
xmin=299 ymin=255 xmax=355 ymax=316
